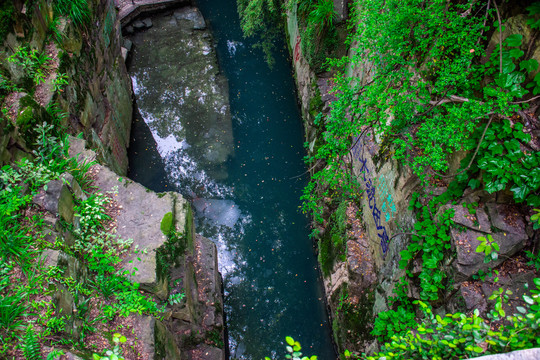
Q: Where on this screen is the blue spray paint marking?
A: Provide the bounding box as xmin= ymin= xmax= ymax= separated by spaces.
xmin=351 ymin=138 xmax=390 ymax=254
xmin=376 ymin=176 xmax=397 ymax=222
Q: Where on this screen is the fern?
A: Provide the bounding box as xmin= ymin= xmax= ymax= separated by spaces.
xmin=46 ymin=349 xmax=65 ymax=360
xmin=23 ymin=326 xmax=41 ymax=360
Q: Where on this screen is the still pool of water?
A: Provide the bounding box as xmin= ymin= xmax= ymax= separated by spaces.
xmin=127 ymin=1 xmax=336 ymax=358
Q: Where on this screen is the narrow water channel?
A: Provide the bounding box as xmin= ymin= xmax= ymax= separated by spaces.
xmin=126 ymin=1 xmax=335 ymax=358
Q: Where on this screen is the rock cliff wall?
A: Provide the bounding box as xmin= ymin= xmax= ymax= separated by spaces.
xmin=285 ymin=1 xmax=540 ymax=357
xmin=0 ymin=0 xmax=132 ymax=175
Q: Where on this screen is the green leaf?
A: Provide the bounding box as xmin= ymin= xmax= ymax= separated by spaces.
xmin=502 ymin=58 xmax=516 ymax=74
xmin=400 ymin=250 xmax=412 ymax=261
xmin=160 ymin=212 xmax=174 ymax=236
xmin=511 ymin=184 xmax=529 ymax=202
xmin=524 ymin=295 xmax=535 ymax=305
xmin=473 ymin=345 xmax=484 ymax=353
xmin=505 ymin=34 xmax=523 ymax=47
xmin=476 ymin=244 xmax=486 ymax=253
xmin=286 ymin=336 xmax=295 ymax=346
xmin=509 ymin=49 xmax=525 ymax=59
xmin=468 ymin=178 xmax=481 ymax=189
xmin=520 ymin=59 xmax=539 ymax=73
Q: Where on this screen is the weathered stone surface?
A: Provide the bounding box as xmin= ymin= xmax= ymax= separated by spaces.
xmin=121 ymin=46 xmax=128 ymax=61
xmin=60 ymin=173 xmax=87 ymax=201
xmin=470 ymin=348 xmax=540 ymax=360
xmin=33 ymin=179 xmax=75 ymax=223
xmin=93 ymin=165 xmax=173 ymax=299
xmin=444 ymin=204 xmax=491 ymax=233
xmin=42 ymin=249 xmax=60 ymax=268
xmin=133 ymin=20 xmax=146 ymax=29
xmin=194 ymin=235 xmax=225 ymax=330
xmin=132 ymin=315 xmax=182 ymax=360
xmin=142 ymin=18 xmax=153 ymax=28
xmin=188 ymin=345 xmax=224 ymax=360
xmin=70 ymin=136 xmax=190 ymax=300
xmin=460 ymin=282 xmax=487 ymax=313
xmin=333 ymin=0 xmax=348 ymax=23
xmin=452 ymin=225 xmax=526 ymax=279
xmin=123 ymin=38 xmax=133 ymax=51
xmin=486 ymin=203 xmax=527 ymax=236
xmin=173 ymin=7 xmax=206 ymax=30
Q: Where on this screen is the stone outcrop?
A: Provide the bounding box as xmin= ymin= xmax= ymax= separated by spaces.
xmin=28 ymin=136 xmax=225 ymax=359
xmin=1 ymin=0 xmax=133 ymax=175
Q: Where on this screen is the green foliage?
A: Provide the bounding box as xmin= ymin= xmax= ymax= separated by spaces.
xmin=302 ymin=0 xmax=540 ymax=227
xmin=237 ymin=0 xmax=282 ymax=67
xmin=160 ymin=212 xmax=174 ymax=236
xmin=526 ymin=250 xmax=540 ymax=272
xmin=92 ymin=332 xmax=126 ymax=360
xmin=371 ymin=308 xmax=416 ymax=343
xmin=168 ymin=292 xmax=185 ymax=306
xmin=360 ymin=278 xmax=540 ymax=359
xmin=471 ymin=119 xmax=540 ymax=206
xmin=0 ymin=128 xmax=157 ymax=355
xmin=8 ymin=46 xmax=52 ymax=87
xmin=531 ymin=209 xmax=540 ymax=230
xmin=289 ymin=0 xmax=340 ymax=70
xmin=265 ymin=337 xmax=317 ymax=360
xmin=53 ymin=0 xmax=91 ymax=27
xmin=318 ymin=200 xmax=348 ymax=276
xmin=399 ymin=193 xmax=454 ymax=301
xmin=23 ymin=326 xmax=41 ymax=360
xmin=475 ymin=234 xmax=500 ymax=263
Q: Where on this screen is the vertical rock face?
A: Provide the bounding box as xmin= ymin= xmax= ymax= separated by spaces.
xmin=57 ymin=0 xmax=133 ymax=175
xmin=285 ymin=2 xmax=540 ymax=357
xmin=0 ymin=0 xmax=133 ymax=175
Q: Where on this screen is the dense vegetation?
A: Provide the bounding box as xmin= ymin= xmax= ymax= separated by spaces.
xmin=237 ymin=0 xmax=540 ymax=359
xmin=0 ymin=1 xmax=178 ymax=358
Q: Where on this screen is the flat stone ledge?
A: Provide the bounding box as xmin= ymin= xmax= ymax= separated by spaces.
xmin=114 ymin=0 xmax=190 ymax=26
xmin=471 ymin=348 xmax=540 ymax=360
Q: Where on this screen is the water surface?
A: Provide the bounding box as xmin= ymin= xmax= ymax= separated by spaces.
xmin=127 ymin=2 xmax=335 ymax=358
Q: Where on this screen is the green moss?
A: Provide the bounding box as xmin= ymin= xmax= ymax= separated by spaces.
xmin=160 ymin=212 xmax=174 ymax=236
xmin=0 ymin=2 xmax=15 ymax=43
xmin=308 ymin=82 xmax=323 ymax=119
xmin=318 ymin=200 xmax=349 ymax=276
xmin=332 ymin=283 xmax=375 ymax=353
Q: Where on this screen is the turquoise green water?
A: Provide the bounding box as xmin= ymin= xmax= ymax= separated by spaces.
xmin=127 ymin=2 xmax=335 ymax=358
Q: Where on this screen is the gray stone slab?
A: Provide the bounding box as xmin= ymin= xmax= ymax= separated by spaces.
xmin=471 ymin=348 xmax=540 ymax=360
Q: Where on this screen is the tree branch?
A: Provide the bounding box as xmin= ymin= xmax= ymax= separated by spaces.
xmin=510 ymin=95 xmax=540 ymax=104
xmin=493 ymin=0 xmax=503 ymax=74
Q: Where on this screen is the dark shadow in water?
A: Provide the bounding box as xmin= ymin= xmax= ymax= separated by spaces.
xmin=127 ymin=106 xmax=171 ymax=193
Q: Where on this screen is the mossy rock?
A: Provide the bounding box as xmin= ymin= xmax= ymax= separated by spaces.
xmin=161 ymin=211 xmax=174 ymax=236
xmin=16 ymin=95 xmax=52 ymax=147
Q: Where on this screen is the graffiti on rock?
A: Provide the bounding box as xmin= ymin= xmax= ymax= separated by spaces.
xmin=351 ymin=138 xmax=390 ymax=255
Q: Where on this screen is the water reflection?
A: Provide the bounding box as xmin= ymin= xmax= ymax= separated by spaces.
xmin=127 ymin=3 xmax=335 ymax=359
